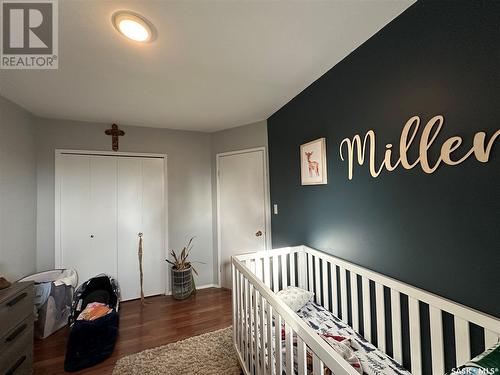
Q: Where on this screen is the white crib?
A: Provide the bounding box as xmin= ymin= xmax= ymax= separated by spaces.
xmin=231 ymin=245 xmax=500 ymax=375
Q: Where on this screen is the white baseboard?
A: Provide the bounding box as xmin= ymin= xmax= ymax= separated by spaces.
xmin=196 ymin=283 xmax=218 ymax=290
xmin=165 ymin=283 xmax=219 ymax=295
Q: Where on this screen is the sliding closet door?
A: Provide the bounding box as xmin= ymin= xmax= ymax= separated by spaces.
xmin=59 ymin=155 xmax=117 ymax=285
xmin=117 ymin=158 xmax=165 ymax=301
xmin=57 ymin=152 xmax=166 ymax=300
xmin=141 ymin=159 xmax=165 ymax=298
xmin=89 ymin=156 xmax=118 ymax=279
xmin=117 ymin=159 xmax=141 ymax=301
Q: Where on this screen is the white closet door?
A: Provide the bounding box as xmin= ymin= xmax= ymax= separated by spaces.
xmin=59 ymin=155 xmax=117 ymax=285
xmin=141 ymin=159 xmax=165 ymax=297
xmin=89 ymin=156 xmax=118 ymax=279
xmin=117 ymin=158 xmax=142 ymax=301
xmin=117 ymin=158 xmax=165 ymax=301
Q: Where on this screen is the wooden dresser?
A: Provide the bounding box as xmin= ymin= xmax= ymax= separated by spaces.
xmin=0 ymin=282 xmax=34 ymax=375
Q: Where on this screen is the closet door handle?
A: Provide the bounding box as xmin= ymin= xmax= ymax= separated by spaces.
xmin=5 ymin=324 xmax=27 ymax=343
xmin=6 ymin=292 xmax=27 ymax=307
xmin=6 ymin=355 xmax=26 ymax=375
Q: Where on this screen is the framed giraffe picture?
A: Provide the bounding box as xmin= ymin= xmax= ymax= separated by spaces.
xmin=300 ymin=137 xmax=327 ymax=185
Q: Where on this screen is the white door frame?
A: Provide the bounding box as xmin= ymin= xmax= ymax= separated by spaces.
xmin=216 ymin=147 xmax=272 ymax=288
xmin=54 ymin=149 xmax=169 ymax=294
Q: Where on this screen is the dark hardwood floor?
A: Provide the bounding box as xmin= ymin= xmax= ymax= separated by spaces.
xmin=33 ymin=288 xmax=232 ymax=375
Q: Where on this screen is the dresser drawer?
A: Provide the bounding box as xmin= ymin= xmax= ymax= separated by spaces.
xmin=0 ymin=316 xmax=33 ymax=361
xmin=2 ymin=353 xmax=31 ymax=375
xmin=0 ymin=287 xmax=34 ymax=339
xmin=0 ymin=320 xmax=33 ymax=375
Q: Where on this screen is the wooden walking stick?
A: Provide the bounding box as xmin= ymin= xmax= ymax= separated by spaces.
xmin=138 ymin=233 xmax=145 ymax=305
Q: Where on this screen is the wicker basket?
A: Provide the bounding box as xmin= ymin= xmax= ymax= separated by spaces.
xmin=171 ymin=267 xmax=193 ymax=300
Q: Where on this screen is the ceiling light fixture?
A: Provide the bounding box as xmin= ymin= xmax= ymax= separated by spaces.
xmin=112 ymin=11 xmax=156 ymax=43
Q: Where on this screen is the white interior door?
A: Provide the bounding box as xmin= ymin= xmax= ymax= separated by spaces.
xmin=117 ymin=157 xmax=165 ymax=301
xmin=218 ymin=149 xmax=269 ymax=289
xmin=59 ymin=155 xmax=117 ymax=285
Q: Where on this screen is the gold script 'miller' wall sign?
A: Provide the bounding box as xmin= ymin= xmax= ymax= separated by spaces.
xmin=339 ymin=115 xmax=499 ymax=180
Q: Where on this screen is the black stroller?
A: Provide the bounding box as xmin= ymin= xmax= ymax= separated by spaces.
xmin=64 ymin=274 xmax=120 ymax=372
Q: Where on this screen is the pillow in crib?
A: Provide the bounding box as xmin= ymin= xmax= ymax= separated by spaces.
xmin=448 ymin=342 xmax=500 ymax=375
xmin=276 ymin=287 xmax=314 ymax=312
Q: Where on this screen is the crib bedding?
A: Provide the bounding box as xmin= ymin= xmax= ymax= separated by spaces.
xmin=241 ymin=300 xmax=410 ymax=375
xmin=296 ymin=301 xmax=410 ymax=375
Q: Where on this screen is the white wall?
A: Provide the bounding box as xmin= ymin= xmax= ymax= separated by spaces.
xmin=0 ymin=97 xmax=37 ymax=281
xmin=210 ymin=120 xmax=268 ymax=284
xmin=35 ymin=118 xmax=215 ymax=287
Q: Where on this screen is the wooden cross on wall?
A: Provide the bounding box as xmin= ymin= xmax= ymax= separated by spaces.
xmin=105 ymin=124 xmax=125 ymax=151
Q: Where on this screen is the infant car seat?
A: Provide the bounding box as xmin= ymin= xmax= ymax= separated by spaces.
xmin=64 ymin=274 xmax=120 ymax=372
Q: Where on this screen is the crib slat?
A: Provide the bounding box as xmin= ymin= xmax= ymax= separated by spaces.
xmin=245 ymin=280 xmax=250 ymax=369
xmin=256 ymin=257 xmax=263 ymax=282
xmin=237 ymin=273 xmax=243 ymax=355
xmin=340 ymin=267 xmax=348 ymax=323
xmin=234 ymin=269 xmax=239 ymax=347
xmin=267 ymin=304 xmax=274 ymax=375
xmin=429 ymin=306 xmax=445 ymax=375
xmin=260 ymin=294 xmax=266 ymax=375
xmin=391 ymin=289 xmax=403 ymax=364
xmin=362 ymin=277 xmax=371 ymax=342
xmin=307 ymin=253 xmax=314 ymax=293
xmin=375 ymin=282 xmax=386 ymax=352
xmin=314 ymin=256 xmax=321 ymax=305
xmin=264 ymin=256 xmax=271 ymax=288
xmin=322 ymin=259 xmax=330 ymax=310
xmin=455 ymin=317 xmax=471 ymax=366
xmin=298 ymin=251 xmax=307 ymax=290
xmin=232 ymin=265 xmax=236 ymax=344
xmin=409 ymin=296 xmax=422 ymax=375
xmin=331 ymin=264 xmax=339 ymax=315
xmin=290 ymin=252 xmax=296 ymax=287
xmin=350 ymin=272 xmax=359 ymax=332
xmin=285 ymin=323 xmax=293 ymax=375
xmin=485 ymin=330 xmax=499 ymax=348
xmin=281 ymin=254 xmax=288 ymax=288
xmin=272 ymin=255 xmax=279 ymax=292
xmin=242 ymin=278 xmax=246 ymax=361
xmin=297 ymin=336 xmax=307 ymax=375
xmin=274 ymin=313 xmax=282 ymax=375
xmin=251 ymin=287 xmax=257 ymax=372
xmin=313 ymin=354 xmax=324 ymax=374
xmin=254 ymin=288 xmax=261 ymax=374
xmin=239 ymin=273 xmax=244 ymax=356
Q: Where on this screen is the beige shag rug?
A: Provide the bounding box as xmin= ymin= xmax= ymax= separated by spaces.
xmin=112 ymin=327 xmax=241 ymax=375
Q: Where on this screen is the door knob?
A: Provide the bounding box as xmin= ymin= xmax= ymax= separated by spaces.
xmin=255 ymin=230 xmax=263 ymax=237
xmin=90 ymin=235 xmax=94 ymax=238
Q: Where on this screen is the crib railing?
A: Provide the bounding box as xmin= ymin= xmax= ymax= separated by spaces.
xmin=232 ymin=246 xmax=500 ymax=375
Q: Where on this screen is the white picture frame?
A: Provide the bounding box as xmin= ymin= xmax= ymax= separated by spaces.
xmin=300 ymin=137 xmax=328 ymax=185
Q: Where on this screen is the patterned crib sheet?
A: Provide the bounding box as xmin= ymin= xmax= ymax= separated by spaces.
xmin=296 ymin=301 xmax=410 ymax=375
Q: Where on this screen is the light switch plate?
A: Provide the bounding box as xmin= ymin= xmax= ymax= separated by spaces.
xmin=273 ymin=204 xmax=278 ymax=215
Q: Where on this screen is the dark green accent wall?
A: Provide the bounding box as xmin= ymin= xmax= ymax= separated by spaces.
xmin=268 ymin=0 xmax=500 ymax=319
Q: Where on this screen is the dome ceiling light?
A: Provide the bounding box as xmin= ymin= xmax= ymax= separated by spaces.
xmin=112 ymin=11 xmax=156 ymax=43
